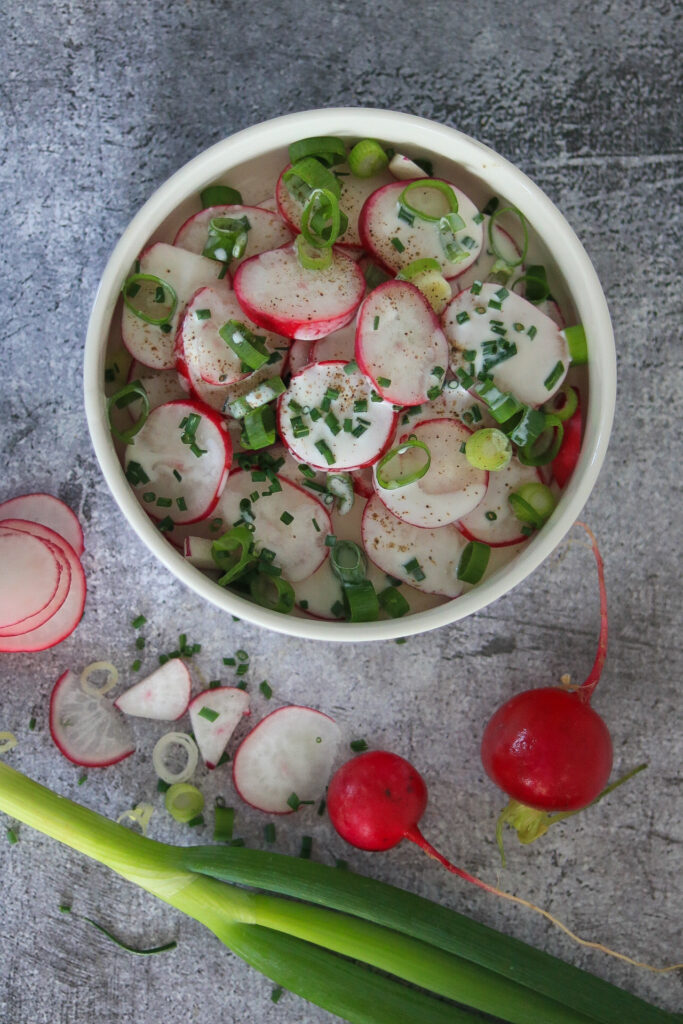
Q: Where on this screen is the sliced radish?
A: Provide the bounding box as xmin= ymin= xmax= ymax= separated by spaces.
xmin=276 ymin=163 xmax=393 ymax=247
xmin=288 ymin=338 xmax=314 ymax=375
xmin=373 ymin=418 xmax=487 ymax=527
xmin=310 ymin=318 xmax=357 ymax=363
xmin=0 ymin=533 xmax=70 ymax=637
xmin=350 ymin=465 xmax=374 ymax=498
xmin=537 ymin=297 xmax=566 ymax=329
xmin=173 ymin=204 xmax=293 ymax=269
xmin=214 ymin=470 xmax=331 ymax=582
xmin=399 ymin=381 xmax=494 ymax=431
xmin=362 ymin=494 xmax=468 ymax=598
xmin=233 ymin=244 xmax=365 ymax=341
xmin=125 ymin=399 xmax=232 ymax=524
xmin=126 ymin=361 xmax=189 ymax=417
xmin=265 ymin=443 xmax=329 ymax=495
xmin=114 ymin=660 xmax=191 ymax=721
xmin=277 ymin=360 xmax=398 ymax=472
xmin=0 ymin=493 xmax=84 ymax=557
xmin=233 ymin=705 xmax=341 ymax=814
xmin=50 ymin=669 xmax=134 ymax=767
xmin=449 ymin=221 xmax=520 ymax=293
xmin=359 ymin=179 xmax=483 ymax=279
xmin=442 ymin=283 xmax=570 ymax=406
xmin=183 ymin=536 xmax=217 ymax=569
xmin=189 ymin=687 xmax=250 ymax=769
xmin=458 ymin=458 xmax=542 ymax=546
xmin=0 ymin=520 xmax=86 ymax=653
xmin=355 ymin=281 xmax=450 ymax=406
xmin=0 ymin=529 xmax=61 ymax=629
xmin=388 ymin=154 xmax=430 ymax=180
xmin=122 ymin=243 xmax=227 ymax=370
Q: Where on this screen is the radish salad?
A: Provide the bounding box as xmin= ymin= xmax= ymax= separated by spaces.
xmin=107 ymin=135 xmax=587 ymax=623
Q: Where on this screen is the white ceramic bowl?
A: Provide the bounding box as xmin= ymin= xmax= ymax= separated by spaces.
xmin=84 ymin=107 xmax=615 ymax=642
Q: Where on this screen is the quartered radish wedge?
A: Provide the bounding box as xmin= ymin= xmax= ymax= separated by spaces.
xmin=442 ymin=283 xmax=570 ymax=406
xmin=458 ymin=458 xmax=542 ymax=546
xmin=189 ymin=687 xmax=250 ymax=769
xmin=362 ymin=494 xmax=468 ymax=597
xmin=114 ymin=660 xmax=192 ymax=721
xmin=214 ymin=470 xmax=331 ymax=583
xmin=126 ymin=362 xmax=189 ymax=417
xmin=233 ymin=244 xmax=365 ymax=341
xmin=373 ymin=419 xmax=487 ymax=528
xmin=233 ymin=705 xmax=341 ymax=814
xmin=277 ymin=360 xmax=398 ymax=472
xmin=0 ymin=529 xmax=61 ymax=629
xmin=50 ymin=669 xmax=134 ymax=767
xmin=125 ymin=399 xmax=232 ymax=524
xmin=359 ymin=179 xmax=483 ymax=279
xmin=0 ymin=493 xmax=85 ymax=557
xmin=355 ymin=281 xmax=450 ymax=406
xmin=122 ymin=243 xmax=227 ymax=370
xmin=174 ymin=204 xmax=293 ymax=269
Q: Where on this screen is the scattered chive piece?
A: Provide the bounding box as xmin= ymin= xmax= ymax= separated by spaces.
xmin=78 ymin=773 xmax=87 ymax=786
xmin=236 ymin=664 xmax=249 ymax=677
xmin=353 ymin=399 xmax=367 ymax=413
xmin=403 ymin=557 xmax=426 ymax=582
xmin=470 ymin=280 xmax=483 ymax=295
xmin=29 ymin=717 xmax=36 ymax=731
xmin=157 ymin=779 xmax=171 ymax=793
xmin=485 ymin=511 xmax=498 ymax=521
xmin=198 ymin=707 xmax=220 ymax=723
xmin=299 ymin=835 xmax=313 ymax=859
xmin=230 ymin=838 xmax=246 ymax=847
xmin=264 ymin=823 xmax=276 ymax=843
xmin=317 ymin=797 xmax=326 ymax=817
xmin=377 ymin=376 xmax=391 ymax=387
xmin=216 ymin=751 xmax=231 ymax=766
xmin=131 ymin=659 xmax=142 ymax=671
xmin=287 ymin=792 xmax=314 ymax=811
xmin=208 ymin=680 xmax=221 ymax=689
xmin=395 ymin=637 xmax=408 ymax=644
xmin=131 ymin=615 xmax=146 ymax=629
xmin=350 ymin=739 xmax=368 ymax=752
xmin=315 ymin=439 xmax=335 ymax=465
xmin=59 ymin=902 xmax=72 ymax=913
xmin=527 ymin=325 xmax=538 ymax=339
xmin=373 ymin=315 xmax=380 ymax=330
xmin=280 ymin=511 xmax=294 ymax=525
xmin=259 ymin=680 xmax=273 ymax=699
xmin=331 ymin=600 xmax=345 ymax=618
xmin=236 ymin=649 xmax=249 ymax=661
xmin=223 ymin=657 xmax=236 ymax=666
xmin=6 ymin=827 xmax=18 ymax=844
xmin=390 ymin=237 xmax=405 ymax=252
xmin=312 ymin=518 xmax=320 ymax=532
xmin=135 ymin=636 xmax=145 ymax=650
xmin=187 ymin=814 xmax=205 ymax=828
xmin=299 ymin=599 xmax=309 ymax=610
xmin=324 ymin=534 xmax=337 ymax=547
xmin=173 ymin=469 xmax=182 ymax=482
xmin=344 ymin=360 xmax=359 ymax=374
xmin=271 ymin=986 xmax=283 ymax=1004
xmin=213 ymin=804 xmax=235 ymax=843
xmin=543 ymin=360 xmax=565 ymax=391
xmin=195 ymin=308 xmax=211 ymax=320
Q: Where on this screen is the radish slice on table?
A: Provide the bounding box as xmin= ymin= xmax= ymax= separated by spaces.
xmin=355 ymin=281 xmax=450 ymax=406
xmin=122 ymin=243 xmax=227 ymax=370
xmin=50 ymin=669 xmax=134 ymax=767
xmin=125 ymin=399 xmax=232 ymax=524
xmin=0 ymin=530 xmax=61 ymax=629
xmin=233 ymin=705 xmax=341 ymax=814
xmin=114 ymin=660 xmax=192 ymax=721
xmin=126 ymin=362 xmax=189 ymax=417
xmin=310 ymin=318 xmax=356 ymax=363
xmin=362 ymin=494 xmax=468 ymax=597
xmin=449 ymin=221 xmax=521 ymax=294
xmin=173 ymin=204 xmax=293 ymax=269
xmin=287 ymin=338 xmax=314 ymax=375
xmin=0 ymin=520 xmax=85 ymax=653
xmin=442 ymin=283 xmax=570 ymax=407
xmin=214 ymin=470 xmax=331 ymax=582
xmin=359 ymin=179 xmax=483 ymax=279
xmin=0 ymin=493 xmax=84 ymax=557
xmin=373 ymin=419 xmax=487 ymax=528
xmin=276 ymin=163 xmax=393 ymax=247
xmin=277 ymin=360 xmax=398 ymax=472
xmin=233 ymin=244 xmax=365 ymax=341
xmin=189 ymin=687 xmax=250 ymax=769
xmin=458 ymin=458 xmax=541 ymax=546
xmin=0 ymin=534 xmax=70 ymax=637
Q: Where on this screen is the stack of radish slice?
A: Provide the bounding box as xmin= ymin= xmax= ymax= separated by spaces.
xmin=0 ymin=494 xmax=86 ymax=653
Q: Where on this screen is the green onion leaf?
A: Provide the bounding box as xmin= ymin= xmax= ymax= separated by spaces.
xmin=348 ymin=139 xmax=389 ymax=178
xmin=200 ymin=184 xmax=242 ymax=208
xmin=108 ymin=380 xmax=150 ymax=444
xmin=376 ymin=437 xmax=431 ymax=490
xmin=122 ymin=273 xmax=177 ymax=326
xmin=457 ymin=541 xmax=491 ymax=584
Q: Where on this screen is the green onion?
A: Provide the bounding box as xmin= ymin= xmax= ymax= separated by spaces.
xmin=350 ymin=739 xmax=369 ymax=753
xmin=299 ymin=835 xmax=313 ymax=859
xmin=195 ymin=308 xmax=211 ymax=321
xmin=219 ymin=320 xmax=270 ymax=371
xmin=228 ymin=375 xmax=286 ymax=418
xmin=402 ymin=557 xmax=425 ymax=582
xmin=544 ymin=385 xmax=578 ymax=423
xmin=241 ymin=405 xmax=276 ymax=450
xmin=264 ymin=823 xmax=276 ymax=843
xmin=343 ymin=580 xmax=380 ymax=622
xmin=390 ymin=237 xmax=405 ymax=252
xmin=464 ymin=428 xmax=512 ymax=471
xmin=107 ymin=380 xmax=150 ymax=444
xmin=200 ymin=184 xmax=242 ymax=208
xmin=511 ymin=265 xmax=550 ymax=304
xmin=399 ymin=179 xmax=459 ymax=223
xmin=198 ymin=707 xmax=219 ymax=723
xmin=396 ymin=257 xmax=442 ymax=281
xmin=287 ymin=792 xmax=314 ymax=811
xmin=517 ymin=414 xmax=564 ymax=467
xmin=122 ymin=273 xmax=177 ymax=326
xmin=213 ymin=803 xmax=235 ymax=843
xmin=377 ymin=586 xmax=410 ymax=618
xmin=271 ymin=985 xmax=283 ymax=1003
xmin=543 ymin=361 xmax=565 ymax=391
xmin=315 ymin=439 xmax=335 ymax=466
xmin=249 ymin=573 xmax=295 ymax=614
xmin=301 ymin=187 xmax=343 ymax=248
xmin=289 ymin=136 xmax=346 ymax=167
xmin=165 ymin=783 xmax=205 ymax=824
xmin=295 ymin=233 xmax=333 ymax=270
xmin=375 ymin=437 xmax=431 ymax=489
xmin=563 ymin=324 xmax=588 ymax=365
xmin=502 ymin=406 xmax=547 ymax=448
xmin=348 ymin=139 xmax=389 ymax=178
xmin=509 ymin=482 xmax=557 ymax=528
xmin=259 ymin=680 xmax=273 ymax=699
xmin=6 ymin=827 xmax=18 ymax=844
xmin=211 ymin=525 xmax=256 ymax=585
xmin=488 ymin=206 xmax=528 ymax=269
xmin=330 ymin=541 xmax=367 ymax=585
xmin=457 ymin=541 xmax=491 ymax=583
xmin=283 ymin=157 xmax=341 ymax=204
xmin=203 ymin=215 xmax=251 ymax=263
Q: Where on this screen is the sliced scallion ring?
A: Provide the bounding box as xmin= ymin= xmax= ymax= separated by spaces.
xmin=343 ymin=580 xmax=380 ymax=622
xmin=152 ymin=732 xmax=199 ymax=786
xmin=79 ymin=661 xmax=119 ymax=698
xmin=375 ymin=437 xmax=431 ymax=490
xmin=517 ymin=413 xmax=564 ymax=466
xmin=165 ymin=783 xmax=205 ymax=824
xmin=218 ymin=320 xmax=270 ymax=371
xmin=213 ymin=801 xmax=235 ymax=842
xmin=295 ymin=233 xmax=333 ymax=271
xmin=203 ymin=215 xmax=251 ymax=262
xmin=330 ymin=541 xmax=367 ymax=585
xmin=348 ymin=139 xmax=389 ymax=178
xmin=563 ymin=324 xmax=588 ymax=365
xmin=107 ymin=379 xmax=150 ymax=444
xmin=396 ymin=257 xmax=442 ymax=281
xmin=377 ymin=586 xmax=410 ymax=618
xmin=508 ymin=482 xmax=556 ymax=529
xmin=502 ymin=406 xmax=547 ymax=448
xmin=0 ymin=732 xmax=18 ymax=754
xmin=211 ymin=525 xmax=256 ymax=585
xmin=122 ymin=273 xmax=177 ymax=325
xmin=464 ymin=428 xmax=512 ymax=471
xmin=398 ymin=179 xmax=459 ymax=223
xmin=289 ymin=136 xmax=347 ymax=168
xmin=249 ymin=573 xmax=295 ymax=614
xmin=457 ymin=541 xmax=491 ymax=584
xmin=511 ymin=264 xmax=550 ymax=304
xmin=488 ymin=206 xmax=528 ymax=268
xmin=241 ymin=405 xmax=276 ymax=450
xmin=544 ymin=385 xmax=578 ymax=423
xmin=301 ymin=188 xmax=342 ymax=249
xmin=327 ymin=473 xmax=354 ymax=515
xmin=283 ymin=157 xmax=341 ymax=204
xmin=200 ymin=184 xmax=242 ymax=208
xmin=116 ymin=802 xmax=154 ymax=836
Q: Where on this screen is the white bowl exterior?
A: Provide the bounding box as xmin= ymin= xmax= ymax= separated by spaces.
xmin=84 ymin=108 xmax=616 ymax=642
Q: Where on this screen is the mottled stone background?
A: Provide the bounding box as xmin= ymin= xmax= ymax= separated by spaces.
xmin=0 ymin=1 xmax=681 ymax=1021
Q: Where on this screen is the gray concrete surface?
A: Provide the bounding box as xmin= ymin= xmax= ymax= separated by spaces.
xmin=0 ymin=1 xmax=681 ymax=1021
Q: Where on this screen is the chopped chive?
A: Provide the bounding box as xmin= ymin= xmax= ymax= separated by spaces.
xmin=351 ymin=423 xmax=367 ymax=438
xmin=287 ymin=792 xmax=314 ymax=811
xmin=280 ymin=511 xmax=294 ymax=525
xmin=370 ymin=390 xmax=383 ymax=403
xmin=377 ymin=376 xmax=391 ymax=387
xmin=6 ymin=829 xmax=17 ymax=844
xmin=59 ymin=902 xmax=72 ymax=913
xmin=264 ymin=823 xmax=276 ymax=843
xmin=187 ymin=815 xmax=205 ymax=828
xmin=403 ymin=557 xmax=426 ymax=582
xmin=343 ymin=417 xmax=353 ymax=432
xmin=311 ymin=517 xmax=321 ymax=532
xmin=155 ymin=496 xmax=172 ymax=508
xmin=496 ymin=287 xmax=509 ymax=300
xmin=317 ymin=797 xmax=326 ymax=817
xmin=259 ymin=680 xmax=273 ymax=699
xmin=527 ymin=325 xmax=538 ymax=339
xmin=353 ymin=399 xmax=367 ymax=413
xmin=395 ymin=637 xmax=408 ymax=644
xmin=470 ymin=280 xmax=483 ymax=295
xmin=350 ymin=739 xmax=368 ymax=752
xmin=344 ymin=360 xmax=359 ymax=375
xmin=299 ymin=835 xmax=313 ymax=859
xmin=271 ymin=986 xmax=283 ymax=1004
xmin=324 ymin=534 xmax=337 ymax=547
xmin=135 ymin=636 xmax=145 ymax=650
xmin=473 ymin=212 xmax=484 ymax=224
xmin=485 ymin=510 xmax=498 ymax=521
xmin=216 ymin=751 xmax=231 ymax=766
xmin=156 ymin=516 xmax=175 ymax=533
xmin=373 ymin=315 xmax=380 ymax=330
xmin=78 ymin=773 xmax=87 ymax=785
xmin=236 ymin=664 xmax=249 ymax=677
xmin=29 ymin=716 xmax=36 ymax=731
xmin=298 ymin=464 xmax=316 ymax=479
xmin=315 ymin=439 xmax=335 ymax=465
xmin=199 ymin=707 xmax=219 ymax=723
xmin=543 ymin=361 xmax=565 ymax=390
xmin=131 ymin=659 xmax=142 ymax=671
xmin=157 ymin=778 xmax=171 ymax=793
xmin=236 ymin=649 xmax=249 ymax=661
xmin=330 ymin=599 xmax=345 ymax=617
xmin=142 ymin=492 xmax=156 ymax=503
xmin=390 ymin=237 xmax=405 ymax=252
xmin=299 ymin=599 xmax=309 ymax=610
xmin=208 ymin=680 xmax=221 ymax=689
xmin=223 ymin=657 xmax=236 ymax=666
xmin=309 ymin=407 xmax=322 ymax=422
xmin=324 ymin=412 xmax=341 ymax=435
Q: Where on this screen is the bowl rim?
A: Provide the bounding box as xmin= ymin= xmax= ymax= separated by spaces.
xmin=84 ymin=106 xmax=616 ymax=642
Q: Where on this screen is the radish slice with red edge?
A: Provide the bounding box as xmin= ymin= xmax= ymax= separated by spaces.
xmin=125 ymin=362 xmax=189 ymax=418
xmin=114 ymin=660 xmax=192 ymax=721
xmin=233 ymin=244 xmax=365 ymax=341
xmin=50 ymin=669 xmax=134 ymax=767
xmin=0 ymin=529 xmax=61 ymax=629
xmin=373 ymin=419 xmax=487 ymax=528
xmin=310 ymin=318 xmax=356 ymax=363
xmin=122 ymin=243 xmax=227 ymax=370
xmin=124 ymin=399 xmax=232 ymax=524
xmin=0 ymin=534 xmax=70 ymax=637
xmin=356 ymin=281 xmax=450 ymax=406
xmin=174 ymin=204 xmax=293 ymax=268
xmin=277 ymin=360 xmax=398 ymax=472
xmin=183 ymin=536 xmax=216 ymax=569
xmin=0 ymin=493 xmax=84 ymax=556
xmin=358 ymin=179 xmax=483 ymax=279
xmin=233 ymin=705 xmax=341 ymax=814
xmin=189 ymin=687 xmax=250 ymax=769
xmin=450 ymin=221 xmax=521 ymax=293
xmin=458 ymin=458 xmax=542 ymax=546
xmin=287 ymin=339 xmax=314 ymax=375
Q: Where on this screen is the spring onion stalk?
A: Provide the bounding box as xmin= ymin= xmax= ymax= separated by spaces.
xmin=289 ymin=136 xmax=347 ymax=167
xmin=0 ymin=765 xmax=673 ymax=1024
xmin=509 ymin=483 xmax=556 ymax=528
xmin=203 ymin=215 xmax=251 ymax=263
xmin=301 ymin=188 xmax=343 ymax=248
xmin=330 ymin=541 xmax=368 ymax=585
xmin=211 ymin=526 xmax=256 ymax=585
xmin=227 ymin=377 xmax=286 ymax=419
xmin=562 ymin=324 xmax=588 ymax=365
xmin=376 ymin=437 xmax=431 ymax=489
xmin=241 ymin=405 xmax=277 ymax=450
xmin=465 ymin=428 xmax=512 ymax=471
xmin=283 ymin=158 xmax=341 ymax=204
xmin=348 ymin=139 xmax=389 ymax=178
xmin=295 ymin=233 xmax=333 ymax=270
xmin=457 ymin=541 xmax=491 ymax=583
xmin=249 ymin=573 xmax=295 ymax=614
xmin=396 ymin=258 xmax=451 ymax=313
xmin=200 ymin=184 xmax=242 ymax=208
xmin=511 ymin=265 xmax=550 ymax=304
xmin=327 ymin=472 xmax=355 ymax=515
xmin=165 ymin=784 xmax=205 ymax=824
xmin=544 ymin=385 xmax=579 ymax=423
xmin=399 ymin=179 xmax=459 ymax=223
xmin=219 ymin=321 xmax=270 ymax=371
xmin=343 ymin=580 xmax=380 ymax=622
xmin=107 ymin=380 xmax=150 ymax=444
xmin=517 ymin=414 xmax=564 ymax=467
xmin=122 ymin=273 xmax=178 ymax=325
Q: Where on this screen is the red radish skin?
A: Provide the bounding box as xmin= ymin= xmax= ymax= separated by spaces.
xmin=552 ymin=403 xmax=582 ymax=488
xmin=0 ymin=534 xmax=71 ymax=637
xmin=50 ymin=670 xmax=134 ymax=768
xmin=0 ymin=493 xmax=84 ymax=556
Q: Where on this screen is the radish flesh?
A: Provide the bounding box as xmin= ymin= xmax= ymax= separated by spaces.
xmin=50 ymin=669 xmax=134 ymax=767
xmin=189 ymin=687 xmax=250 ymax=769
xmin=173 ymin=204 xmax=293 ymax=268
xmin=0 ymin=529 xmax=61 ymax=628
xmin=114 ymin=660 xmax=191 ymax=721
xmin=0 ymin=493 xmax=84 ymax=556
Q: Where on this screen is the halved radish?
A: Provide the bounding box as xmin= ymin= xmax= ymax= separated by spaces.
xmin=125 ymin=399 xmax=232 ymax=524
xmin=288 ymin=338 xmax=314 ymax=375
xmin=0 ymin=493 xmax=84 ymax=557
xmin=362 ymin=494 xmax=468 ymax=598
xmin=0 ymin=520 xmax=86 ymax=653
xmin=355 ymin=281 xmax=450 ymax=405
xmin=50 ymin=669 xmax=134 ymax=767
xmin=373 ymin=418 xmax=487 ymax=527
xmin=214 ymin=470 xmax=330 ymax=582
xmin=358 ymin=179 xmax=483 ymax=279
xmin=126 ymin=361 xmax=189 ymax=417
xmin=122 ymin=243 xmax=227 ymax=370
xmin=114 ymin=660 xmax=191 ymax=721
xmin=458 ymin=458 xmax=542 ymax=546
xmin=277 ymin=361 xmax=398 ymax=472
xmin=173 ymin=204 xmax=293 ymax=268
xmin=189 ymin=687 xmax=250 ymax=769
xmin=442 ymin=283 xmax=570 ymax=406
xmin=276 ymin=163 xmax=393 ymax=247
xmin=449 ymin=221 xmax=520 ymax=293
xmin=233 ymin=705 xmax=341 ymax=814
xmin=0 ymin=533 xmax=70 ymax=637
xmin=0 ymin=529 xmax=61 ymax=629
xmin=233 ymin=244 xmax=365 ymax=341
xmin=310 ymin=318 xmax=356 ymax=363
